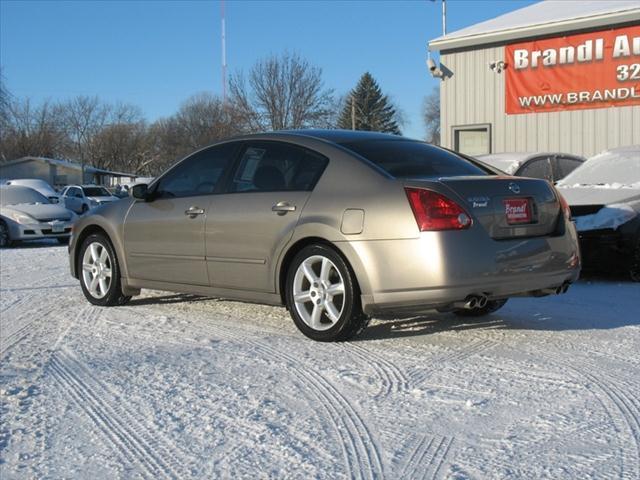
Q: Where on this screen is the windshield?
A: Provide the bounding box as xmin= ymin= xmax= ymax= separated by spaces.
xmin=83 ymin=187 xmax=111 ymax=197
xmin=558 ymin=149 xmax=640 ymax=187
xmin=1 ymin=187 xmax=51 ymax=206
xmin=341 ymin=140 xmax=489 ymax=179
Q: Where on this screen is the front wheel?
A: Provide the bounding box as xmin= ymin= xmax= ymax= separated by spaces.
xmin=629 ymin=239 xmax=640 ymax=282
xmin=285 ymin=244 xmax=368 ymax=342
xmin=0 ymin=220 xmax=13 ymax=248
xmin=79 ymin=233 xmax=131 ymax=306
xmin=453 ymin=298 xmax=508 ymax=317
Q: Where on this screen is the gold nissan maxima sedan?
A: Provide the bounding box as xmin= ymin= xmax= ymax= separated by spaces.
xmin=69 ymin=130 xmax=580 ymax=341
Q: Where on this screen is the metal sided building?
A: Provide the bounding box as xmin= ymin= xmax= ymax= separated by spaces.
xmin=428 ymin=0 xmax=640 ymax=158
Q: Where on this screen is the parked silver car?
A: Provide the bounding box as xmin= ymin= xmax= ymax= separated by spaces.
xmin=61 ymin=185 xmax=120 ymax=214
xmin=476 ymin=152 xmax=585 ymax=183
xmin=0 ymin=185 xmax=76 ymax=247
xmin=69 ymin=131 xmax=580 ymax=341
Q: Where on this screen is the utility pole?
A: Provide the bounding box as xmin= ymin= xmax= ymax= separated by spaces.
xmin=221 ymin=0 xmax=227 ymax=105
xmin=442 ymin=0 xmax=447 ymax=36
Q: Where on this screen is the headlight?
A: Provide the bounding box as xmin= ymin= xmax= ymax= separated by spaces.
xmin=8 ymin=211 xmax=37 ymax=224
xmin=89 ymin=199 xmax=99 ymax=206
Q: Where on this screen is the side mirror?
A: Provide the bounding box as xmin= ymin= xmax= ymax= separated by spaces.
xmin=132 ymin=183 xmax=150 ymax=200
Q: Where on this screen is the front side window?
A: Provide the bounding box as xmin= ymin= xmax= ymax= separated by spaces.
xmin=230 ymin=142 xmax=328 ymax=193
xmin=155 ymin=143 xmax=238 ymax=198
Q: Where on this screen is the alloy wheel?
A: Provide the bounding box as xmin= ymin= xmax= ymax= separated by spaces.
xmin=82 ymin=242 xmax=112 ymax=299
xmin=0 ymin=222 xmax=9 ymax=247
xmin=292 ymin=255 xmax=345 ymax=331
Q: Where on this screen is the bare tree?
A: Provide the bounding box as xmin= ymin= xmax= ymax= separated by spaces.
xmin=230 ymin=52 xmax=334 ymax=131
xmin=0 ymin=97 xmax=66 ymax=161
xmin=55 ymin=96 xmax=110 ymax=177
xmin=422 ymin=87 xmax=440 ymax=144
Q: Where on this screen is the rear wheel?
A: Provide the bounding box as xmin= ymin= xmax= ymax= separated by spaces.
xmin=285 ymin=244 xmax=368 ymax=341
xmin=630 ymin=239 xmax=640 ymax=282
xmin=79 ymin=233 xmax=130 ymax=306
xmin=453 ymin=299 xmax=508 ymax=317
xmin=0 ymin=220 xmax=12 ymax=248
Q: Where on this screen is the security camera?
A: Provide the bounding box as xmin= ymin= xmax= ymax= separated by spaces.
xmin=489 ymin=60 xmax=506 ymax=73
xmin=489 ymin=61 xmax=497 ymax=70
xmin=426 ymin=58 xmax=444 ymax=78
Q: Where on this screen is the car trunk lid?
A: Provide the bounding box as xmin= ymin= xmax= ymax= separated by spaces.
xmin=407 ymin=176 xmax=560 ymax=239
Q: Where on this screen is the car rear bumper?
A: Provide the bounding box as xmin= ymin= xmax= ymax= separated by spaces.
xmin=346 ymin=223 xmax=581 ymax=315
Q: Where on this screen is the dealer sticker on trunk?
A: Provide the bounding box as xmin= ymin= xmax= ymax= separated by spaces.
xmin=503 ymin=198 xmax=532 ymax=224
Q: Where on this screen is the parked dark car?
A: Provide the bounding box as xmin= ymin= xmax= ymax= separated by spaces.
xmin=556 ymin=145 xmax=640 ymax=281
xmin=477 ymin=152 xmax=585 ymax=183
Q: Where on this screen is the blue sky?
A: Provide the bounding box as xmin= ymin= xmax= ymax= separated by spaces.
xmin=0 ymin=0 xmax=536 ymax=138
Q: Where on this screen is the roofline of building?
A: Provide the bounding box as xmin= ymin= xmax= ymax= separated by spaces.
xmin=0 ymin=156 xmax=136 ymax=177
xmin=429 ymin=8 xmax=640 ymax=52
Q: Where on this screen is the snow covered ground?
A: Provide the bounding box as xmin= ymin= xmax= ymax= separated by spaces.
xmin=1 ymin=243 xmax=639 ymax=479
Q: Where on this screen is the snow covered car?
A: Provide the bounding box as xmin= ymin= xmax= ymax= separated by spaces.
xmin=556 ymin=145 xmax=640 ymax=281
xmin=0 ymin=185 xmax=77 ymax=247
xmin=61 ymin=185 xmax=120 ymax=214
xmin=68 ymin=130 xmax=581 ymax=341
xmin=476 ymin=152 xmax=585 ymax=183
xmin=5 ymin=178 xmax=62 ymax=203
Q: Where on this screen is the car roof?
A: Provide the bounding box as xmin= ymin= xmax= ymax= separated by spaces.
xmin=234 ymin=129 xmax=411 ymax=145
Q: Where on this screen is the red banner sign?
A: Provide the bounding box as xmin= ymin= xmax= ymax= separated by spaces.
xmin=505 ymin=25 xmax=640 ymax=114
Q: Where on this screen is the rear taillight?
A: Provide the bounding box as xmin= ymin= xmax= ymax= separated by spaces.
xmin=405 ymin=187 xmax=472 ymax=231
xmin=557 ymin=192 xmax=572 ymax=220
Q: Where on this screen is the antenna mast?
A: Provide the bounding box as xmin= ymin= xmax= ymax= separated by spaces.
xmin=221 ymin=0 xmax=227 ymax=104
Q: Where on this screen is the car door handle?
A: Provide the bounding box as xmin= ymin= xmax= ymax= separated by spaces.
xmin=184 ymin=206 xmax=205 ymax=218
xmin=272 ymin=202 xmax=296 ymax=215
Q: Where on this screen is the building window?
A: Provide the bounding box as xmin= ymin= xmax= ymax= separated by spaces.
xmin=452 ymin=124 xmax=491 ymax=156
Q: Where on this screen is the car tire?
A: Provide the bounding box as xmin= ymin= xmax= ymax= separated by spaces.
xmin=81 ymin=204 xmax=89 ymax=214
xmin=285 ymin=244 xmax=368 ymax=342
xmin=0 ymin=220 xmax=13 ymax=248
xmin=453 ymin=298 xmax=508 ymax=317
xmin=630 ymin=239 xmax=640 ymax=282
xmin=78 ymin=233 xmax=131 ymax=306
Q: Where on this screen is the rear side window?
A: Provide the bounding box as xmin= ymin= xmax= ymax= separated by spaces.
xmin=556 ymin=157 xmax=583 ymax=179
xmin=230 ymin=141 xmax=328 ymax=193
xmin=341 ymin=140 xmax=488 ymax=179
xmin=519 ymin=157 xmax=553 ymax=181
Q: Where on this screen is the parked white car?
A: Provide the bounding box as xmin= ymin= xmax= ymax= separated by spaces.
xmin=556 ymin=145 xmax=640 ymax=280
xmin=61 ymin=185 xmax=120 ymax=214
xmin=4 ymin=178 xmax=62 ymax=203
xmin=0 ymin=185 xmax=77 ymax=247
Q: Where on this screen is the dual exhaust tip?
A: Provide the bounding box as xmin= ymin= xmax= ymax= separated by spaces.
xmin=541 ymin=281 xmax=571 ymax=296
xmin=455 ymin=282 xmax=571 ymax=310
xmin=454 ymin=294 xmax=489 ymax=310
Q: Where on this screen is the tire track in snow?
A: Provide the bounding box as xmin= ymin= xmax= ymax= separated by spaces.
xmin=573 ymin=368 xmax=640 ymax=480
xmin=205 ymin=325 xmax=384 ymax=480
xmin=530 ymin=349 xmax=640 ymax=480
xmin=410 ymin=339 xmax=497 ymax=386
xmin=48 ymin=348 xmax=187 ymax=480
xmin=340 ymin=342 xmax=410 ymax=399
xmin=399 ymin=434 xmax=453 ymax=480
xmin=0 ymin=272 xmax=77 ymax=356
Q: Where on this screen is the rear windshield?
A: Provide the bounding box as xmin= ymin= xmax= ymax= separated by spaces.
xmin=341 ymin=140 xmax=489 ymax=179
